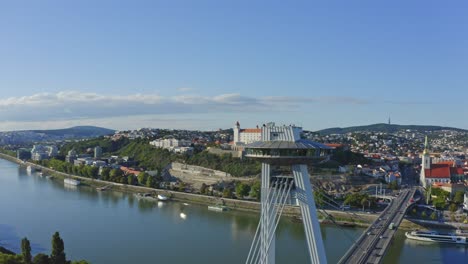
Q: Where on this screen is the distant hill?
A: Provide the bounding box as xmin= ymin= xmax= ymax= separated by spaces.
xmin=31 ymin=126 xmax=115 ymax=137
xmin=316 ymin=123 xmax=468 ymax=135
xmin=0 ymin=126 xmax=115 ymax=145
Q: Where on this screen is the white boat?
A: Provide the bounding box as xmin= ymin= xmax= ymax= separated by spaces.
xmin=405 ymin=230 xmax=468 ymax=245
xmin=26 ymin=166 xmax=35 ymax=173
xmin=64 ymin=178 xmax=81 ymax=186
xmin=157 ymin=194 xmax=169 ymax=201
xmin=208 ymin=205 xmax=228 ymax=212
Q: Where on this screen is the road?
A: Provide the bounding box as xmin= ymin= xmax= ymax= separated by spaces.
xmin=339 ymin=188 xmax=416 ymax=264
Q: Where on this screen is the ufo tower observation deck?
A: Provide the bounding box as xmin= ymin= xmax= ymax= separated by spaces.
xmin=244 ymin=123 xmax=332 ymax=264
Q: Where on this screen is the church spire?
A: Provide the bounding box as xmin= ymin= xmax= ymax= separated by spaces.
xmin=423 ymin=136 xmax=429 ymax=155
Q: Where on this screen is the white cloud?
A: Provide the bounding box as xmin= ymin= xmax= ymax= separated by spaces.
xmin=2 ymin=90 xmax=420 ymax=131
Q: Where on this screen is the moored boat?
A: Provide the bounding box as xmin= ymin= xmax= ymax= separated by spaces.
xmin=405 ymin=230 xmax=468 ymax=245
xmin=26 ymin=165 xmax=35 ymax=173
xmin=64 ymin=178 xmax=80 ymax=186
xmin=157 ymin=194 xmax=169 ymax=201
xmin=208 ymin=205 xmax=228 ymax=212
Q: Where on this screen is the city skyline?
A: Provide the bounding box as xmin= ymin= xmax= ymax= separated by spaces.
xmin=1 ymin=1 xmax=468 ymax=131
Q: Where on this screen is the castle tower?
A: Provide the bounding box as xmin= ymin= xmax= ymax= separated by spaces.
xmin=244 ymin=123 xmax=331 ymax=264
xmin=234 ymin=121 xmax=240 ymax=145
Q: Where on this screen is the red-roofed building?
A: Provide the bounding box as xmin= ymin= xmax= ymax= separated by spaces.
xmin=420 ymin=137 xmax=466 ymax=189
xmin=420 ymin=143 xmax=466 ymax=189
xmin=120 ymin=166 xmax=142 ymax=176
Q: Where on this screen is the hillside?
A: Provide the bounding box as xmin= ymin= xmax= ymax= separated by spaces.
xmin=0 ymin=126 xmax=115 ymax=145
xmin=316 ymin=123 xmax=468 ymax=135
xmin=31 ymin=126 xmax=115 ymax=137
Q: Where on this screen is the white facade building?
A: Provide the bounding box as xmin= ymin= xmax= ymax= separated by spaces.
xmin=31 ymin=145 xmax=58 ymax=161
xmin=233 ymin=121 xmax=262 ymax=146
xmin=150 ymin=138 xmax=191 ymax=148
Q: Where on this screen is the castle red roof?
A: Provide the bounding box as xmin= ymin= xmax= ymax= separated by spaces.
xmin=240 ymin=129 xmax=261 ymax=133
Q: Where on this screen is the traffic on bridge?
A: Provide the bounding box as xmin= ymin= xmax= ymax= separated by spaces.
xmin=339 ymin=188 xmax=417 ymax=264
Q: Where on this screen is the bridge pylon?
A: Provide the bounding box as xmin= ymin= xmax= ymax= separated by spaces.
xmin=243 ymin=123 xmax=332 ymax=264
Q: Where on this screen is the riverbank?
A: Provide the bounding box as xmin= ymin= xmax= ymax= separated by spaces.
xmin=0 ymin=154 xmax=428 ymax=229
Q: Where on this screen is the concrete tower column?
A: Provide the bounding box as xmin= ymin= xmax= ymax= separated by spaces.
xmin=260 ymin=162 xmax=275 ymax=264
xmin=292 ymin=164 xmax=327 ymax=264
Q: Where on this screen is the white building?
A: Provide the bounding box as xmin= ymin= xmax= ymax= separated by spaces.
xmin=31 ymin=145 xmax=58 ymax=161
xmin=233 ymin=121 xmax=262 ymax=146
xmin=150 ymin=138 xmax=191 ymax=149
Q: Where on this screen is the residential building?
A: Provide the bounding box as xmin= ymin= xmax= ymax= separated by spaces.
xmin=65 ymin=149 xmax=78 ymax=163
xmin=31 ymin=145 xmax=58 ymax=161
xmin=94 ymin=146 xmax=103 ymax=158
xmin=150 ymin=138 xmax=191 ymax=149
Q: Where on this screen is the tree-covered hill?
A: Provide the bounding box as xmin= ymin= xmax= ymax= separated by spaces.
xmin=316 ymin=123 xmax=467 ymax=135
xmin=59 ymin=138 xmax=261 ymax=177
xmin=31 ymin=126 xmax=115 ymax=137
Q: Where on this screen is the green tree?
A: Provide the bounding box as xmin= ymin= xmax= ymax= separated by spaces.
xmin=71 ymin=261 xmax=90 ymax=264
xmin=421 ymin=211 xmax=427 ymax=219
xmin=127 ymin=174 xmax=136 ymax=185
xmin=100 ymin=167 xmax=110 ymax=181
xmin=33 ymin=254 xmax=50 ymax=264
xmin=432 ymin=197 xmax=447 ymax=210
xmin=449 ymin=203 xmax=458 ymax=213
xmin=200 ymin=183 xmax=208 ymax=195
xmin=178 ymin=182 xmax=186 ymax=192
xmin=137 ymin=172 xmax=148 ymax=185
xmin=361 ymin=197 xmax=369 ymax=211
xmin=109 ymin=169 xmax=123 ymax=181
xmin=250 ymin=180 xmax=261 ymax=200
xmin=50 ymin=232 xmax=66 ymax=264
xmin=222 ymin=188 xmax=233 ymax=198
xmin=21 ymin=237 xmax=32 ymax=264
xmin=453 ymin=191 xmax=464 ymax=204
xmin=0 ymin=253 xmax=23 ymax=264
xmin=146 ymin=176 xmax=156 ymax=188
xmin=235 ymin=183 xmax=251 ymax=198
xmin=314 ymin=191 xmax=325 ymax=208
xmin=430 ymin=211 xmax=437 ymax=221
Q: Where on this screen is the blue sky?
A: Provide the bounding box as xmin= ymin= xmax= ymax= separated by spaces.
xmin=0 ymin=1 xmax=467 ymax=131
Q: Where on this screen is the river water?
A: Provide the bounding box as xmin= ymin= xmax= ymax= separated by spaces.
xmin=0 ymin=159 xmax=466 ymax=263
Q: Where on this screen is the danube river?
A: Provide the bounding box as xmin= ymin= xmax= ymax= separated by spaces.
xmin=0 ymin=159 xmax=466 ymax=263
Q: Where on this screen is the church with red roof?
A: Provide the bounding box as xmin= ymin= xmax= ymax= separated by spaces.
xmin=420 ymin=136 xmax=466 ymax=190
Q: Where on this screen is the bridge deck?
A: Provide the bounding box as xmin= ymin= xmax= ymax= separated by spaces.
xmin=339 ymin=188 xmax=416 ymax=264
